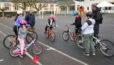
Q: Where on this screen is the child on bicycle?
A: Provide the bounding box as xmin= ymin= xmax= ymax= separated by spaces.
xmin=18 ymin=20 xmax=28 ymax=58
xmin=81 ymin=12 xmax=95 ymax=56
xmin=45 ymin=14 xmax=56 ymax=33
xmin=72 ymin=11 xmax=82 ymax=34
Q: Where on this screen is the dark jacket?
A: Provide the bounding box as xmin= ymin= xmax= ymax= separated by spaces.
xmin=73 ymin=15 xmax=82 ymax=28
xmin=25 ymin=13 xmax=35 ymax=26
xmin=47 ymin=19 xmax=56 ymax=26
xmin=92 ymin=7 xmax=103 ymax=24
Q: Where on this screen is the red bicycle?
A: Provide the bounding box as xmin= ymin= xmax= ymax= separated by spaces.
xmin=62 ymin=25 xmax=84 ymax=49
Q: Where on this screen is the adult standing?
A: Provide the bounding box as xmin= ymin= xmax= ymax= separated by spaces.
xmin=25 ymin=10 xmax=35 ymax=31
xmin=91 ymin=4 xmax=103 ymax=38
xmin=13 ymin=10 xmax=23 ymax=36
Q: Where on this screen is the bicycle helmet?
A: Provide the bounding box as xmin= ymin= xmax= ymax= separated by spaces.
xmin=86 ymin=12 xmax=93 ymax=17
xmin=50 ymin=14 xmax=54 ymax=19
xmin=72 ymin=11 xmax=78 ymax=15
xmin=17 ymin=10 xmax=23 ymax=14
xmin=20 ymin=20 xmax=27 ymax=25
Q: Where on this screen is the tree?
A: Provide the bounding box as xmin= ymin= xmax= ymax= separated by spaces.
xmin=11 ymin=0 xmax=54 ymax=15
xmin=0 ymin=7 xmax=7 ymax=17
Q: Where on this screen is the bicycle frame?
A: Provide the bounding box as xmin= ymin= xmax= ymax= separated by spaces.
xmin=47 ymin=27 xmax=55 ymax=37
xmin=92 ymin=36 xmax=105 ymax=48
xmin=25 ymin=40 xmax=38 ymax=50
xmin=65 ymin=25 xmax=77 ymax=40
xmin=14 ymin=40 xmax=38 ymax=54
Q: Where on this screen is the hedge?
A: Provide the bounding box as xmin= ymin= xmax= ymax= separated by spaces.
xmin=0 ymin=11 xmax=54 ymax=17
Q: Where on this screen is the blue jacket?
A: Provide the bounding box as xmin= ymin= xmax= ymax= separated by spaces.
xmin=14 ymin=16 xmax=23 ymax=26
xmin=25 ymin=14 xmax=35 ymax=26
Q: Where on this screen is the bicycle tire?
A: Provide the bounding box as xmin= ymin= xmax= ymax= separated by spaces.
xmin=62 ymin=31 xmax=69 ymax=41
xmin=45 ymin=32 xmax=49 ymax=39
xmin=50 ymin=32 xmax=56 ymax=42
xmin=32 ymin=42 xmax=43 ymax=55
xmin=26 ymin=31 xmax=38 ymax=43
xmin=9 ymin=47 xmax=19 ymax=57
xmin=26 ymin=33 xmax=34 ymax=43
xmin=75 ymin=35 xmax=84 ymax=49
xmin=100 ymin=39 xmax=114 ymax=57
xmin=3 ymin=35 xmax=17 ymax=49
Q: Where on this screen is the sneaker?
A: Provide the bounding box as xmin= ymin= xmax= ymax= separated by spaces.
xmin=92 ymin=53 xmax=96 ymax=56
xmin=84 ymin=53 xmax=90 ymax=56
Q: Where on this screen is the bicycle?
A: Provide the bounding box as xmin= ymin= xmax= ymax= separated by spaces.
xmin=9 ymin=39 xmax=43 ymax=57
xmin=45 ymin=26 xmax=56 ymax=42
xmin=3 ymin=27 xmax=38 ymax=49
xmin=76 ymin=34 xmax=114 ymax=57
xmin=92 ymin=36 xmax=114 ymax=57
xmin=62 ymin=25 xmax=84 ymax=49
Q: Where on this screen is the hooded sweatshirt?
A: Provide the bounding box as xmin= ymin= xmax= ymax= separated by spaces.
xmin=81 ymin=18 xmax=95 ymax=35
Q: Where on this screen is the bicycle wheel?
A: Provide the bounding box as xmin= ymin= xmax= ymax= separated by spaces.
xmin=75 ymin=35 xmax=84 ymax=49
xmin=32 ymin=42 xmax=43 ymax=55
xmin=26 ymin=33 xmax=33 ymax=43
xmin=50 ymin=32 xmax=56 ymax=42
xmin=9 ymin=47 xmax=19 ymax=57
xmin=45 ymin=32 xmax=49 ymax=39
xmin=62 ymin=31 xmax=69 ymax=41
xmin=3 ymin=35 xmax=17 ymax=49
xmin=100 ymin=39 xmax=114 ymax=57
xmin=26 ymin=31 xmax=38 ymax=43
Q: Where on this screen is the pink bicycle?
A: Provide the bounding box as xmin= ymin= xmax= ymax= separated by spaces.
xmin=9 ymin=39 xmax=43 ymax=57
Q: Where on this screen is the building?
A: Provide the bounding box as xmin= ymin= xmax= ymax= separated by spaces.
xmin=0 ymin=0 xmax=114 ymax=14
xmin=0 ymin=1 xmax=59 ymax=14
xmin=74 ymin=0 xmax=114 ymax=13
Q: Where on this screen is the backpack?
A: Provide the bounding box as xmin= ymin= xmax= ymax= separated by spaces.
xmin=99 ymin=13 xmax=103 ymax=24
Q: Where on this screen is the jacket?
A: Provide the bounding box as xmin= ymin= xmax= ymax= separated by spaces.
xmin=25 ymin=13 xmax=35 ymax=26
xmin=81 ymin=18 xmax=95 ymax=35
xmin=73 ymin=15 xmax=82 ymax=28
xmin=14 ymin=16 xmax=23 ymax=26
xmin=47 ymin=19 xmax=56 ymax=26
xmin=92 ymin=7 xmax=103 ymax=24
xmin=18 ymin=27 xmax=27 ymax=39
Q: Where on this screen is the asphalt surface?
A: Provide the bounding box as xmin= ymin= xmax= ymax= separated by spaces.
xmin=0 ymin=14 xmax=114 ymax=65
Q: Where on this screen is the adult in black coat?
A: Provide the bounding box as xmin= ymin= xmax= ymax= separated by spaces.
xmin=91 ymin=4 xmax=103 ymax=38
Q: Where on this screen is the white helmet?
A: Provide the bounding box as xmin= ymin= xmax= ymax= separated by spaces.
xmin=17 ymin=10 xmax=23 ymax=14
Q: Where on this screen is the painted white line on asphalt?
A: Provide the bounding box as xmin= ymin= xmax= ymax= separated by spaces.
xmin=0 ymin=30 xmax=42 ymax=65
xmin=38 ymin=41 xmax=88 ymax=65
xmin=0 ymin=23 xmax=12 ymax=30
xmin=0 ymin=59 xmax=4 ymax=62
xmin=0 ymin=23 xmax=88 ymax=65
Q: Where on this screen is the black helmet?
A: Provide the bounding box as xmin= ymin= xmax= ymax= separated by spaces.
xmin=86 ymin=12 xmax=93 ymax=17
xmin=91 ymin=4 xmax=97 ymax=7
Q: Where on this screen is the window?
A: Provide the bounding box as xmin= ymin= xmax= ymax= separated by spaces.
xmin=109 ymin=7 xmax=111 ymax=10
xmin=105 ymin=7 xmax=108 ymax=10
xmin=87 ymin=7 xmax=89 ymax=10
xmin=15 ymin=5 xmax=18 ymax=10
xmin=5 ymin=3 xmax=9 ymax=11
xmin=70 ymin=6 xmax=75 ymax=11
xmin=50 ymin=4 xmax=53 ymax=7
xmin=60 ymin=6 xmax=66 ymax=11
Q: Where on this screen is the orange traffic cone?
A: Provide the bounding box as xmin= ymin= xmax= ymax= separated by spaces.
xmin=32 ymin=55 xmax=39 ymax=62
